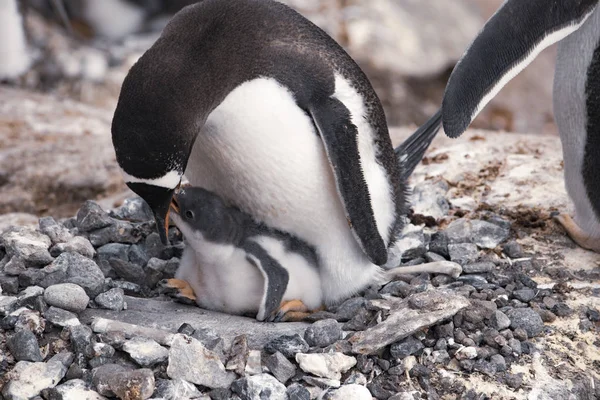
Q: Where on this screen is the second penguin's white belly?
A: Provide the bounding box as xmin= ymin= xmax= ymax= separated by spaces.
xmin=185 ymin=77 xmax=384 ymax=304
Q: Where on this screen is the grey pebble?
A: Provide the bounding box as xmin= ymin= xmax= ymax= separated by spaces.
xmin=448 ymin=243 xmax=479 ymax=265
xmin=111 ymin=197 xmax=153 ymax=222
xmin=490 ymin=310 xmax=511 ymax=331
xmin=76 ymin=201 xmax=114 ymax=232
xmin=109 ymin=258 xmax=146 ymax=285
xmin=44 ymin=283 xmax=90 ymax=313
xmin=287 ymin=383 xmax=310 ymax=400
xmin=1 ymin=227 xmax=53 ymax=267
xmin=462 ymin=262 xmax=494 ymax=274
xmin=44 ymin=306 xmax=80 ymax=328
xmin=122 ymin=337 xmax=168 ymax=367
xmin=512 ymin=288 xmax=536 ymax=303
xmin=69 ymin=324 xmax=93 ymax=356
xmin=502 ymin=241 xmax=523 ymax=258
xmin=264 ymin=352 xmax=296 ymax=384
xmin=470 ymin=220 xmax=510 ymax=249
xmin=154 ymin=378 xmax=203 ymax=400
xmin=41 ymin=252 xmax=105 ymax=297
xmin=232 ymin=374 xmax=288 ymax=400
xmin=96 ymin=243 xmax=129 ymax=262
xmin=50 ymin=236 xmax=95 ymax=259
xmin=7 ymin=330 xmax=43 ymax=362
xmin=390 ymin=336 xmax=424 ymax=359
xmin=304 ymin=319 xmax=342 ymax=348
xmin=265 ymin=334 xmax=309 ymax=358
xmin=39 ymin=216 xmax=73 ymax=245
xmin=108 ymin=368 xmax=155 ymax=400
xmin=506 ymin=308 xmax=544 ymax=338
xmin=379 ymin=281 xmax=412 ymax=297
xmin=94 ymin=288 xmax=125 ymax=311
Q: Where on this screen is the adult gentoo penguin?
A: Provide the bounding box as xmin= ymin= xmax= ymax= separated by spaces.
xmin=112 ymin=0 xmax=442 ymax=307
xmin=439 ymin=0 xmax=600 ymax=252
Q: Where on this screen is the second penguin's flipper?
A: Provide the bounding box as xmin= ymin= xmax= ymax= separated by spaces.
xmin=309 ymin=97 xmax=388 ymax=266
xmin=395 ymin=109 xmax=442 ymax=181
xmin=442 ymin=0 xmax=597 ymax=139
xmin=243 ymin=241 xmax=290 ymax=322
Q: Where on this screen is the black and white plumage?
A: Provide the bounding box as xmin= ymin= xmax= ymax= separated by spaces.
xmin=440 ymin=0 xmax=600 ymax=252
xmin=169 ymin=186 xmax=322 ymax=321
xmin=112 ymin=0 xmax=441 ymax=304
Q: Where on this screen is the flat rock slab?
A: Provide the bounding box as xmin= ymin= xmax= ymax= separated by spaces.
xmin=81 ymin=296 xmax=309 ymax=348
xmin=349 ymin=290 xmax=470 ymax=355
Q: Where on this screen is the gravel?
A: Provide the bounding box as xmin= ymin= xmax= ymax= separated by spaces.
xmin=0 ymin=181 xmax=593 ymax=399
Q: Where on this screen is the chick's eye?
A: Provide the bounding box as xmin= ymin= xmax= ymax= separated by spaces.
xmin=185 ymin=210 xmax=195 ymax=219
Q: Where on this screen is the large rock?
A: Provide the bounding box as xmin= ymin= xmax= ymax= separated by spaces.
xmin=41 ymin=252 xmax=105 ymax=297
xmin=1 ymin=226 xmax=52 ymax=267
xmin=2 ymin=360 xmax=67 ymax=399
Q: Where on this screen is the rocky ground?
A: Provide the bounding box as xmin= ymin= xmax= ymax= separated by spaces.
xmin=1 ymin=127 xmax=599 ymax=399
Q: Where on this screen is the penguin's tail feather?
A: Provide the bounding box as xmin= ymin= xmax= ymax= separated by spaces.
xmin=395 ymin=109 xmax=442 ymax=181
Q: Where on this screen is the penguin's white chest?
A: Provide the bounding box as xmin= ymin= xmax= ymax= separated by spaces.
xmin=184 ymin=77 xmax=385 ymax=303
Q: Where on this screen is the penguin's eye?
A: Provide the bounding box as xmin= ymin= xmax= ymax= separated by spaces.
xmin=185 ymin=210 xmax=195 ymax=219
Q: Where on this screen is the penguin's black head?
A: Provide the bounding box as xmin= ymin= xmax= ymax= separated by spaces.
xmin=127 ymin=182 xmax=177 ymax=245
xmin=170 ymin=186 xmax=241 ymax=245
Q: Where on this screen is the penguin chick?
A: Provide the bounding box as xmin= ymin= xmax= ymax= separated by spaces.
xmin=167 ymin=186 xmax=323 ymax=322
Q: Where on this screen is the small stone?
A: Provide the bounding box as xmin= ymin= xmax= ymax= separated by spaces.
xmin=108 ymin=280 xmax=141 ymax=295
xmin=231 ymin=374 xmax=287 ymax=400
xmin=226 ymin=335 xmax=249 ymax=376
xmin=110 ymin=258 xmax=146 ymax=285
xmin=39 ymin=217 xmax=73 ymax=245
xmin=127 ymin=245 xmax=149 ymax=267
xmin=431 ymin=349 xmax=450 ymax=364
xmin=587 ymin=308 xmax=600 ymax=322
xmin=50 ymin=236 xmax=95 ymax=259
xmin=177 ymin=323 xmax=195 ymax=336
xmin=445 ymin=219 xmax=472 ymax=244
xmin=92 ymin=364 xmax=127 ymax=397
xmin=69 ymin=324 xmax=93 ymax=357
xmin=167 ymin=334 xmax=235 ymax=389
xmin=295 ymin=352 xmax=357 ymax=380
xmin=508 ymin=338 xmax=522 ymax=355
xmin=76 ymin=201 xmax=114 ymax=232
xmin=344 ymin=371 xmax=367 ymax=386
xmin=154 ymin=378 xmax=202 ymax=400
xmin=7 ymin=330 xmax=43 ymax=362
xmin=44 ymin=379 xmax=106 ymax=400
xmin=537 ymin=309 xmax=557 ymax=323
xmin=490 ymin=310 xmax=511 ymax=330
xmin=287 ymin=383 xmax=310 ymax=400
xmin=41 ymin=252 xmax=105 ymax=297
xmin=95 ymin=288 xmax=125 ymax=311
xmin=97 ymin=331 xmax=127 ymax=348
xmin=473 ymin=360 xmax=496 ymax=376
xmin=1 ymin=227 xmax=53 ymax=267
xmin=97 ymin=243 xmax=129 ymax=262
xmin=379 ymin=281 xmax=412 ymax=297
xmin=513 ymin=328 xmax=528 ymax=341
xmin=552 ymin=303 xmax=574 ymax=317
xmin=111 ymin=197 xmax=153 ymax=223
xmin=89 ymin=221 xmax=142 ymax=247
xmin=462 ymin=262 xmax=494 ymax=274
xmin=448 ymin=243 xmax=479 ymax=265
xmin=244 ymin=350 xmax=262 ymax=376
xmin=512 ymin=288 xmax=536 ymax=303
xmin=16 ymin=285 xmax=44 ymax=307
xmin=264 ymin=352 xmax=296 ymax=384
xmin=108 ymin=368 xmax=155 ymax=400
xmin=328 ymin=384 xmax=372 ymax=400
xmin=0 ymin=295 xmax=18 ymax=316
xmin=0 ymin=274 xmax=19 ymax=295
xmin=506 ymin=308 xmax=544 ymax=338
xmin=144 ymin=257 xmax=167 ymax=287
xmin=390 ymin=336 xmax=424 ymax=359
xmin=455 ymin=346 xmax=478 ymax=360
xmin=394 ymin=228 xmax=426 ymax=260
xmin=2 ymin=360 xmax=67 ymax=399
xmin=44 ymin=306 xmax=80 ymax=328
xmin=44 ymin=283 xmax=90 ymax=313
xmin=265 ymin=334 xmax=309 ymax=358
xmin=506 ymin=373 xmax=524 ymax=389
xmin=502 ymin=241 xmax=523 ymax=258
xmin=429 ymin=232 xmax=449 ymax=258
xmin=122 ymin=337 xmax=168 ymax=367
xmin=490 ymin=354 xmax=506 ymax=372
xmin=302 ymin=376 xmax=341 ymax=389
xmin=191 ymin=327 xmax=224 ymax=352
xmin=304 ymin=319 xmax=342 ymax=348
xmin=471 ymin=220 xmax=510 ymax=249
xmin=4 ymin=256 xmax=26 ymax=276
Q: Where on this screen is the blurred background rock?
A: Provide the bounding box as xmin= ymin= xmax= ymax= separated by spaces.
xmin=0 ymin=0 xmax=556 ymax=219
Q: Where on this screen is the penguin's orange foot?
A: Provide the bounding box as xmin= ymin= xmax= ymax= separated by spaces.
xmin=268 ymin=300 xmax=324 ymax=322
xmin=555 ymin=213 xmax=600 ymax=253
xmin=158 ymin=278 xmax=197 ymax=305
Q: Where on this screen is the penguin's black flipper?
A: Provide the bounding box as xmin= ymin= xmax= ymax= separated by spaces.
xmin=309 ymin=97 xmax=388 ymax=266
xmin=243 ymin=241 xmax=290 ymax=322
xmin=395 ymin=109 xmax=442 ymax=181
xmin=442 ymin=0 xmax=597 ymax=139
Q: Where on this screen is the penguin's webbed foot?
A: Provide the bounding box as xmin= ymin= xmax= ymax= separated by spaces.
xmin=268 ymin=300 xmax=321 ymax=322
xmin=158 ymin=278 xmax=197 ymax=305
xmin=555 ymin=213 xmax=600 ymax=253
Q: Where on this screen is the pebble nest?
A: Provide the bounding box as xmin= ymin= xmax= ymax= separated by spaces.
xmin=0 ymin=182 xmax=599 ymax=400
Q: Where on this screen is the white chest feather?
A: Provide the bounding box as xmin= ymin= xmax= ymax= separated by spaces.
xmin=185 ymin=76 xmax=385 ymax=304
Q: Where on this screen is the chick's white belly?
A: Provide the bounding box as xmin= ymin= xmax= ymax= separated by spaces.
xmin=185 ymin=77 xmax=381 ymax=303
xmin=176 ymin=246 xmax=264 ymax=315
